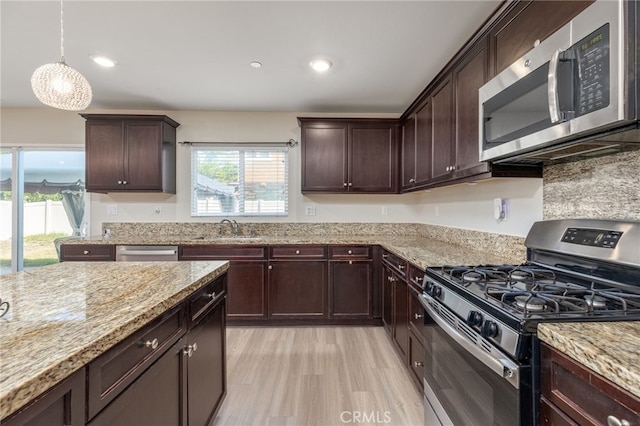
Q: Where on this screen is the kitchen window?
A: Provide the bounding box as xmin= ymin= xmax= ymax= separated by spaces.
xmin=191 ymin=146 xmax=288 ymax=217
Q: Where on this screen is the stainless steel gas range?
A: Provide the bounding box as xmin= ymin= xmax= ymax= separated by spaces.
xmin=418 ymin=219 xmax=640 ymax=426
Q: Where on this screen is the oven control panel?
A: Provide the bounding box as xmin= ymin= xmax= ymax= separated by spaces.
xmin=562 ymin=227 xmax=623 ymax=249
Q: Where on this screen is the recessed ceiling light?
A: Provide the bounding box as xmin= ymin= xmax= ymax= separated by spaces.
xmin=250 ymin=61 xmax=262 ymax=68
xmin=309 ymin=58 xmax=332 ymax=72
xmin=90 ymin=55 xmax=116 ymax=68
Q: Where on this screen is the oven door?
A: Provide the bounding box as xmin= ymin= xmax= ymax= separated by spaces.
xmin=421 ymin=295 xmax=527 ymax=426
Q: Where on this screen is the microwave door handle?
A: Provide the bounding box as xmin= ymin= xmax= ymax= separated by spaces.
xmin=548 ymin=49 xmax=563 ymax=123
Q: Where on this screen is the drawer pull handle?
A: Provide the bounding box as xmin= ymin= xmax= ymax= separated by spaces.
xmin=382 ymin=254 xmax=388 ymax=258
xmin=413 ymin=361 xmax=424 ymax=367
xmin=295 ymin=250 xmax=300 ymax=255
xmin=144 ymin=338 xmax=159 ymax=350
xmin=83 ymin=250 xmax=90 ymax=255
xmin=398 ymin=264 xmax=405 ymax=270
xmin=415 ymin=276 xmax=423 ymax=282
xmin=349 ymin=261 xmax=353 ymax=265
xmin=205 ymin=292 xmax=217 ymax=299
xmin=414 ymin=313 xmax=424 ymax=320
xmin=348 ymin=250 xmax=353 ymax=255
xmin=607 ymin=416 xmax=630 ymax=426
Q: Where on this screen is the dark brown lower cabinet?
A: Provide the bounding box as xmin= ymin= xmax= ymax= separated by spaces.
xmin=2 ymin=368 xmax=85 ymax=426
xmin=392 ymin=272 xmax=409 ymax=360
xmin=329 ymin=260 xmax=372 ymax=319
xmin=87 ymin=340 xmax=186 ymax=426
xmin=408 ymin=332 xmax=425 ymax=389
xmin=269 ymin=260 xmax=327 ymax=319
xmin=186 ymin=296 xmax=226 ymax=426
xmin=540 ymin=342 xmax=640 ymax=425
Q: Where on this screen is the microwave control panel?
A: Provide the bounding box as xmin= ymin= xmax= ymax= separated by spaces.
xmin=573 ymin=23 xmax=610 ymax=117
xmin=562 ymin=227 xmax=622 ymax=249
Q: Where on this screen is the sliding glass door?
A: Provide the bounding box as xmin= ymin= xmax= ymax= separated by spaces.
xmin=0 ymin=148 xmax=87 ymax=275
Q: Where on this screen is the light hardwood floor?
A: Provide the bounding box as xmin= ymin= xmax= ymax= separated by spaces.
xmin=214 ymin=327 xmax=424 ymax=426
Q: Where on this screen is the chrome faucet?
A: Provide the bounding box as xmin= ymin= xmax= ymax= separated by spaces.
xmin=220 ymin=219 xmax=240 ymax=236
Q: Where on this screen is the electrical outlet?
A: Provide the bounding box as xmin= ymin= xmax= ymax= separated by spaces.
xmin=381 ymin=206 xmax=389 ymax=215
xmin=305 ymin=206 xmax=316 ymax=216
xmin=154 ymin=205 xmax=162 ymax=215
xmin=107 ymin=204 xmax=118 ymax=215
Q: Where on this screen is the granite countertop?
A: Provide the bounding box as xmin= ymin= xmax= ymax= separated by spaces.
xmin=0 ymin=260 xmax=229 ymax=420
xmin=68 ymin=234 xmax=517 ymax=268
xmin=538 ymin=322 xmax=640 ymax=398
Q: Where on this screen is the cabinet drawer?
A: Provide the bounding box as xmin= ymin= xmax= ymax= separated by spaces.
xmin=60 ymin=244 xmax=115 ymax=261
xmin=269 ymin=245 xmax=327 ymax=259
xmin=381 ymin=250 xmax=407 ymax=276
xmin=408 ymin=264 xmax=425 ymax=291
xmin=87 ymin=305 xmax=186 ymax=420
xmin=541 ymin=343 xmax=640 ymax=425
xmin=408 ymin=286 xmax=425 ymax=342
xmin=179 ymin=245 xmax=266 ymax=260
xmin=189 ymin=275 xmax=226 ymax=325
xmin=329 ymin=245 xmax=371 ymax=259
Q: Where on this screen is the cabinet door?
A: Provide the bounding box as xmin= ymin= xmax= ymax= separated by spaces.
xmin=87 ymin=341 xmax=186 ymax=426
xmin=408 ymin=332 xmax=425 ymax=390
xmin=453 ymin=40 xmax=491 ymax=178
xmin=301 ymin=122 xmax=349 ymax=192
xmin=414 ymin=100 xmax=433 ymax=186
xmin=430 ymin=77 xmax=454 ymax=181
xmin=269 ymin=260 xmax=327 ymax=319
xmin=489 ymin=0 xmax=593 ymax=77
xmin=382 ymin=265 xmax=394 ymax=333
xmin=3 ymin=368 xmax=85 ymax=426
xmin=227 ymin=260 xmax=267 ymax=320
xmin=329 ymin=260 xmax=372 ymax=319
xmin=392 ymin=273 xmax=409 ymax=360
xmin=349 ymin=123 xmax=398 ymax=193
xmin=408 ymin=288 xmax=425 ymax=341
xmin=401 ymin=115 xmax=416 ymax=190
xmin=124 ymin=121 xmax=163 ymax=190
xmin=85 ymin=120 xmax=124 ymax=191
xmin=187 ymin=300 xmax=226 ymax=426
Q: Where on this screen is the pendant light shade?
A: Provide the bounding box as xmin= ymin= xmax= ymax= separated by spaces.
xmin=31 ymin=0 xmax=92 ymax=111
xmin=31 ymin=62 xmax=92 ymax=110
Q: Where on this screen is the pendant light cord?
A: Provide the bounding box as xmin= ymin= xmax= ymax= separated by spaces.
xmin=60 ymin=0 xmax=65 ymax=63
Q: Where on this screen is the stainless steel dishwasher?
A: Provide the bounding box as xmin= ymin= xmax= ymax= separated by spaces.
xmin=115 ymin=245 xmax=178 ymax=261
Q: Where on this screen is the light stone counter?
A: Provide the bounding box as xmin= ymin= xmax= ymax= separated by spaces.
xmin=0 ymin=260 xmax=229 ymax=420
xmin=538 ymin=322 xmax=640 ymax=398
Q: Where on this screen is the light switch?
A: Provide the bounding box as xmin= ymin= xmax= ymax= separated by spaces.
xmin=107 ymin=204 xmax=118 ymax=215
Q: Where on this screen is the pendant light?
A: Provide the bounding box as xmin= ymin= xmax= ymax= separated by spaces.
xmin=31 ymin=0 xmax=92 ymax=111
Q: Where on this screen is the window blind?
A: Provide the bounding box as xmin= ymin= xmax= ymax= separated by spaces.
xmin=191 ymin=146 xmax=288 ymax=217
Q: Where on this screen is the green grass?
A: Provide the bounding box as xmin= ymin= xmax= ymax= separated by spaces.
xmin=0 ymin=233 xmax=67 ymax=269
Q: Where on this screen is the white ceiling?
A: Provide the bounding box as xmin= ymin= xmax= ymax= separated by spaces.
xmin=1 ymin=0 xmax=500 ymax=114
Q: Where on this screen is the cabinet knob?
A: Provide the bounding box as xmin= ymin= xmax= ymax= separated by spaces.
xmin=183 ymin=344 xmax=197 ymax=357
xmin=117 ymin=180 xmax=123 ymax=184
xmin=144 ymin=338 xmax=159 ymax=350
xmin=343 ymin=183 xmax=348 ymax=187
xmin=83 ymin=250 xmax=90 ymax=255
xmin=409 ymin=178 xmax=416 ymax=183
xmin=415 ymin=276 xmax=423 ymax=282
xmin=268 ymin=265 xmax=273 ymax=270
xmin=123 ymin=180 xmax=128 ymax=185
xmin=348 ymin=182 xmax=353 ymax=187
xmin=382 ymin=254 xmax=388 ymax=258
xmin=398 ymin=264 xmax=405 ymax=270
xmin=295 ymin=250 xmax=300 ymax=255
xmin=349 ymin=260 xmax=353 ymax=265
xmin=205 ymin=292 xmax=216 ymax=299
xmin=413 ymin=361 xmax=424 ymax=367
xmin=607 ymin=416 xmax=631 ymax=426
xmin=348 ymin=250 xmax=353 ymax=255
xmin=414 ymin=313 xmax=424 ymax=320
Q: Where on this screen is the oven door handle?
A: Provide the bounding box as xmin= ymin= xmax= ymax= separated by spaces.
xmin=422 ymin=297 xmax=520 ymax=389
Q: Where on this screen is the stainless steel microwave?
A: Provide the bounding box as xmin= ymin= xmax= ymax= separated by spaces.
xmin=479 ymin=0 xmax=639 ymax=164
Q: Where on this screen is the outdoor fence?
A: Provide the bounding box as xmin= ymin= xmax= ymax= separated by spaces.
xmin=0 ymin=200 xmax=72 ymax=240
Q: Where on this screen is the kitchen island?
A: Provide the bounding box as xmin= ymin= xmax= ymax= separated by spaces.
xmin=0 ymin=260 xmax=229 ymax=423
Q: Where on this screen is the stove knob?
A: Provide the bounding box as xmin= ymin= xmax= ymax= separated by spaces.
xmin=429 ymin=285 xmax=442 ymax=299
xmin=466 ymin=310 xmax=483 ymax=327
xmin=481 ymin=320 xmax=499 ymax=338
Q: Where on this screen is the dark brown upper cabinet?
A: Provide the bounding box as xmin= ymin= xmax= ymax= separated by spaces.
xmin=488 ymin=0 xmax=594 ymax=78
xmin=81 ymin=114 xmax=180 ymax=193
xmin=299 ymin=118 xmax=400 ymax=194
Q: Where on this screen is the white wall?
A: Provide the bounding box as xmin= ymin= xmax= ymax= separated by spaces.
xmin=1 ymin=107 xmax=543 ymax=237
